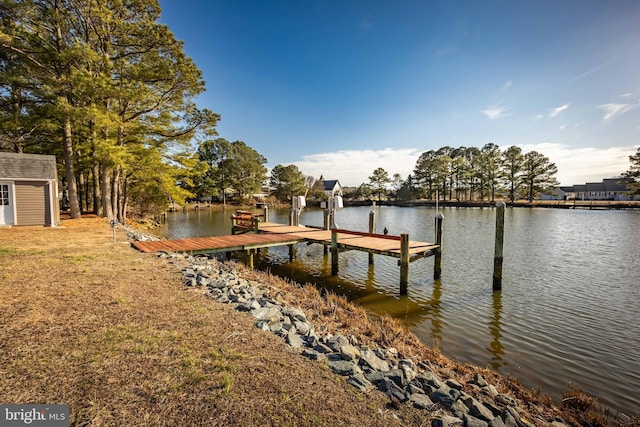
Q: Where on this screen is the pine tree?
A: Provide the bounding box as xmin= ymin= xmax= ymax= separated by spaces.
xmin=369 ymin=167 xmax=390 ymax=201
xmin=522 ymin=151 xmax=559 ymax=202
xmin=270 ymin=164 xmax=307 ymax=203
xmin=502 ymin=146 xmax=524 ymax=203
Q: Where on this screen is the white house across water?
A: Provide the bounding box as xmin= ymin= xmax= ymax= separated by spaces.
xmin=0 ymin=152 xmax=60 ymax=227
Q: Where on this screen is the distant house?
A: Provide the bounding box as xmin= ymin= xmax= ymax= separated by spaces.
xmin=322 ymin=179 xmax=342 ymax=198
xmin=310 ymin=175 xmax=343 ymax=201
xmin=0 ymin=152 xmax=60 ymax=227
xmin=253 ymin=185 xmax=271 ymax=201
xmin=563 ymin=178 xmax=635 ymax=201
xmin=540 ymin=188 xmax=571 ymax=200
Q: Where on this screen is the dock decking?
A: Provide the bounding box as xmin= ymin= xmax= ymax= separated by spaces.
xmin=132 ymin=219 xmax=441 ymax=294
xmin=133 ymin=222 xmax=438 ymax=260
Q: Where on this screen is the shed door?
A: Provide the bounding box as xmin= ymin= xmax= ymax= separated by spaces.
xmin=0 ymin=182 xmax=15 ymax=225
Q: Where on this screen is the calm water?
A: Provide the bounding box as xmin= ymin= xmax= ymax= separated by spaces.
xmin=158 ymin=206 xmax=640 ymax=415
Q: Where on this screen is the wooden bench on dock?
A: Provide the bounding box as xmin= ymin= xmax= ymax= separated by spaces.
xmin=231 ymin=210 xmax=263 ymax=234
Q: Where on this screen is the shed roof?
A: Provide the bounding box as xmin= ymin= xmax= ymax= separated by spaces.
xmin=0 ymin=152 xmax=57 ymax=180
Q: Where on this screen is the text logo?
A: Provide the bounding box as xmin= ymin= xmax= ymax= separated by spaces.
xmin=1 ymin=405 xmax=69 ymax=426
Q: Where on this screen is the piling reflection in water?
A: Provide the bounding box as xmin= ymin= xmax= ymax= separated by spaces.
xmin=488 ymin=290 xmax=505 ymax=370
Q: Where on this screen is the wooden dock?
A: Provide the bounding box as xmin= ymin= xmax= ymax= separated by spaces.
xmin=258 ymin=223 xmax=439 ymax=260
xmin=132 ymin=218 xmax=441 ymax=294
xmin=133 ymin=222 xmax=437 ymax=260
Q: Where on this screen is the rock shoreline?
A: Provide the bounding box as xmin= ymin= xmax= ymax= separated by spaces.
xmin=172 ymin=252 xmax=570 ymax=427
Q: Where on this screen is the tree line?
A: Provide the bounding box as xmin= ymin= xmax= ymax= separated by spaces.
xmin=349 ymin=144 xmax=561 ymax=203
xmin=263 ymin=143 xmax=561 ymax=205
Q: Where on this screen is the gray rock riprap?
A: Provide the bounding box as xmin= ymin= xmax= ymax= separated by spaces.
xmin=171 ymin=253 xmax=569 ymax=427
xmin=119 ymin=222 xmax=161 ymax=242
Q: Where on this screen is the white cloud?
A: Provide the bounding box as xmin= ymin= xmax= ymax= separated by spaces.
xmin=495 ymin=80 xmax=512 ymax=97
xmin=291 ymin=148 xmax=422 ymax=187
xmin=598 ymin=103 xmax=633 ymax=121
xmin=568 ymin=60 xmax=613 ymax=84
xmin=518 ymin=143 xmax=634 ymax=185
xmin=482 ymin=105 xmax=510 ymax=120
xmin=620 ymin=93 xmax=633 ymax=98
xmin=549 ymin=103 xmax=570 ymax=117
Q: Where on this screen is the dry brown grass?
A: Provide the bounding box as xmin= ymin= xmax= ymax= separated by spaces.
xmin=0 ymin=218 xmax=428 ymax=426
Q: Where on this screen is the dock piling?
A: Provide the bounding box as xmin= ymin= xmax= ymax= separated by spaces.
xmin=331 ymin=229 xmax=338 ymax=275
xmin=493 ymin=201 xmax=505 ymax=291
xmin=323 ymin=209 xmax=330 ymax=254
xmin=247 ymin=249 xmax=255 ymax=269
xmin=400 ymin=233 xmax=410 ymax=295
xmin=434 ymin=213 xmax=443 ymax=279
xmin=368 ymin=206 xmax=376 ymax=265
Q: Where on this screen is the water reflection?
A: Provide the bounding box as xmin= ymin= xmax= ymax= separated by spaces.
xmin=161 ymin=207 xmax=640 ymax=415
xmin=429 ymin=279 xmax=443 ymax=341
xmin=487 ymin=290 xmax=505 ymax=369
xmin=366 ymin=262 xmax=375 ymax=292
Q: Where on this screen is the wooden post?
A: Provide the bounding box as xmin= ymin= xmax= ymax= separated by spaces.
xmin=263 ymin=205 xmax=269 ymax=223
xmin=323 ymin=209 xmax=330 ymax=255
xmin=331 ymin=229 xmax=338 ymax=275
xmin=111 ymin=220 xmax=117 ymax=243
xmin=289 ymin=209 xmax=294 ymax=226
xmin=400 ymin=233 xmax=409 ymax=295
xmin=434 ymin=213 xmax=443 ymax=279
xmin=247 ymin=249 xmax=255 ymax=269
xmin=368 ymin=207 xmax=376 ymax=265
xmin=288 ymin=244 xmax=295 ymax=262
xmin=493 ymin=201 xmax=505 ymax=291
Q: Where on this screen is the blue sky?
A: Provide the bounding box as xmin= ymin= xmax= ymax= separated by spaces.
xmin=159 ymin=0 xmax=640 ymax=186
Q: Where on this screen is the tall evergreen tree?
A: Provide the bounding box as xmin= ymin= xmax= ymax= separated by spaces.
xmin=368 ymin=167 xmax=390 ymax=201
xmin=477 ymin=143 xmax=501 ymax=201
xmin=431 ymin=155 xmax=452 ymax=201
xmin=502 ymin=146 xmax=524 ymax=203
xmin=227 ymin=141 xmax=267 ymax=203
xmin=270 ymin=164 xmax=306 ymax=203
xmin=413 ymin=150 xmax=436 ymax=199
xmin=522 ymin=151 xmax=559 ymax=202
xmin=197 ymin=138 xmax=232 ymax=204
